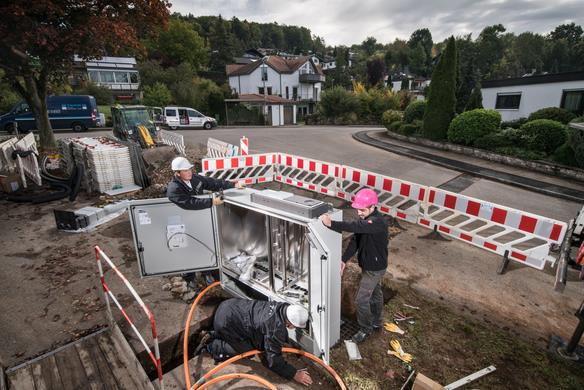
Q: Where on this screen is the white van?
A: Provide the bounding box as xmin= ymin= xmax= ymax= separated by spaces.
xmin=163 ymin=106 xmax=217 ymax=130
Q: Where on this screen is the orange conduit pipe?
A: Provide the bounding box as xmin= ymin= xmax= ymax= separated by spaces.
xmin=183 ymin=281 xmax=221 ymax=389
xmin=196 ymin=373 xmax=277 ymax=390
xmin=191 ymin=347 xmax=347 ymax=390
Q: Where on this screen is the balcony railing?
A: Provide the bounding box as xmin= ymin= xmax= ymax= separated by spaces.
xmin=299 ymin=73 xmax=325 ymax=83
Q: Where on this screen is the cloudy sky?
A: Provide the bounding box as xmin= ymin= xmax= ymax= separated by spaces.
xmin=170 ymin=0 xmax=583 ymax=45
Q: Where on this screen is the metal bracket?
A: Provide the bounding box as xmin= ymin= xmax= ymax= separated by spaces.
xmin=418 ymin=225 xmax=451 ymax=241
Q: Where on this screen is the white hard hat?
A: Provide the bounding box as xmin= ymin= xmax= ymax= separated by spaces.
xmin=286 ymin=305 xmax=308 ymax=328
xmin=171 ymin=157 xmax=193 ymax=171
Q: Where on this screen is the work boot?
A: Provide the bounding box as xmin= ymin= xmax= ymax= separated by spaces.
xmin=194 ymin=331 xmax=213 ymax=356
xmin=372 ymin=324 xmax=382 ymax=332
xmin=351 ymin=329 xmax=370 ymax=343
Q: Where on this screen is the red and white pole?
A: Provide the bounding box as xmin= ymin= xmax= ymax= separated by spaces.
xmin=240 ymin=136 xmax=249 ymax=155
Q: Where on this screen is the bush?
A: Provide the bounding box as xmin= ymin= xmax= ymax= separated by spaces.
xmin=382 ymin=110 xmax=403 ymax=128
xmin=143 ymin=82 xmax=172 ymax=107
xmin=571 ymin=116 xmax=584 ymax=124
xmin=447 ymin=109 xmax=501 ymax=145
xmin=74 ymin=82 xmax=112 ymax=105
xmin=475 ymin=128 xmax=525 ymax=150
xmin=567 ymin=124 xmax=584 ymax=168
xmin=356 ymin=88 xmax=399 ymax=122
xmin=527 ymin=107 xmax=576 ymax=125
xmin=520 ymin=119 xmax=567 ymax=154
xmin=397 ymin=90 xmax=415 ymax=110
xmin=404 ymin=100 xmax=426 ymax=123
xmin=552 ymin=143 xmax=578 ymax=166
xmin=399 ymin=123 xmax=418 ymax=136
xmin=388 ymin=120 xmax=403 ymax=132
xmin=501 ymin=117 xmax=528 ymax=129
xmin=318 ymin=86 xmax=360 ymax=119
xmin=494 ymin=147 xmax=546 ymax=160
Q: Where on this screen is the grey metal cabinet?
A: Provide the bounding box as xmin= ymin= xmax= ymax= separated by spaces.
xmin=128 ymin=188 xmax=342 ymax=363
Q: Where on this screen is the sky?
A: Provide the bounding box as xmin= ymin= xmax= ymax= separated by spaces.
xmin=170 ymin=0 xmax=583 ymax=46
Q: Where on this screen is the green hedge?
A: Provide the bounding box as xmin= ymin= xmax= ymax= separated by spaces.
xmin=474 ymin=128 xmax=525 ymax=150
xmin=382 ymin=109 xmax=403 ymax=129
xmin=494 ymin=147 xmax=546 ymax=160
xmin=399 ymin=123 xmax=419 ymax=136
xmin=501 ymin=117 xmax=528 ymax=129
xmin=567 ymin=123 xmax=584 ymax=168
xmin=520 ymin=119 xmax=567 ymax=154
xmin=447 ymin=109 xmax=501 ymax=145
xmin=389 ymin=120 xmax=403 ymax=132
xmin=318 ymin=86 xmax=360 ymax=118
xmin=404 ymin=100 xmax=426 ymax=123
xmin=527 ymin=107 xmax=576 ymax=125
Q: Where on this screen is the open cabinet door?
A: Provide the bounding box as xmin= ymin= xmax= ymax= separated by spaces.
xmin=128 ymin=197 xmax=220 ymax=277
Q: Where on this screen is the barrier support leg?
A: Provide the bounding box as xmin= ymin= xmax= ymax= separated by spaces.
xmin=389 ymin=216 xmax=406 ymax=231
xmin=555 ymin=298 xmax=584 ymax=362
xmin=497 ymin=250 xmax=510 ymax=275
xmin=418 ymin=225 xmax=450 ymax=241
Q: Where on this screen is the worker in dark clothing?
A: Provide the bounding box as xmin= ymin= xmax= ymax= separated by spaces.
xmin=199 ymin=298 xmax=313 ymax=386
xmin=319 ymin=188 xmax=388 ymax=343
xmin=166 ymin=156 xmax=243 ymax=288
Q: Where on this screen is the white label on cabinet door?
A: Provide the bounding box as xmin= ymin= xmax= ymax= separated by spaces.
xmin=167 ymin=224 xmax=187 ymax=249
xmin=137 ymin=210 xmax=151 ymax=225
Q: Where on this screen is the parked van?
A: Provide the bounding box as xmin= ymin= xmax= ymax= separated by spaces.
xmin=163 ymin=106 xmax=217 ymax=130
xmin=0 ymin=95 xmax=99 ymax=133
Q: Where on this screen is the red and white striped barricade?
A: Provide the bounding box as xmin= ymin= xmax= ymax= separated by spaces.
xmin=240 ymin=136 xmax=249 ymax=155
xmin=201 ymin=153 xmax=277 ymax=186
xmin=94 ymin=246 xmax=164 ymax=389
xmin=339 ymin=165 xmax=426 ymax=223
xmin=275 ymin=153 xmax=341 ymax=196
xmin=419 ymin=188 xmax=568 ymax=270
xmin=206 ymin=137 xmax=238 ymax=158
xmin=0 ymin=137 xmax=18 ymax=173
xmin=14 ymin=133 xmax=42 ymax=187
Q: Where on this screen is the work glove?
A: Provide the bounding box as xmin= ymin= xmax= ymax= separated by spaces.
xmin=388 ymin=339 xmax=413 ymax=363
xmin=384 ymin=322 xmax=405 ymax=335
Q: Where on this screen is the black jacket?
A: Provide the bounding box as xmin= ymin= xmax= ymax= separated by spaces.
xmin=214 ymin=299 xmax=296 ymax=379
xmin=166 ymin=175 xmax=233 ymax=210
xmin=329 ymin=209 xmax=389 ymax=271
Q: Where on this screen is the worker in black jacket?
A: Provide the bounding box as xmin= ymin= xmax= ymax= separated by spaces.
xmin=201 ymin=298 xmax=313 ymax=386
xmin=166 ymin=156 xmax=242 ymax=210
xmin=319 ymin=188 xmax=388 ymax=343
xmin=166 ymin=156 xmax=242 ymax=288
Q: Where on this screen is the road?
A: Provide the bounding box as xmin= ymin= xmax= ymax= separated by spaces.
xmin=63 ymin=126 xmax=582 ymax=222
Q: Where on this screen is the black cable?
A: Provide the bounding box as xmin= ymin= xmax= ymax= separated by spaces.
xmin=166 ymin=232 xmax=217 ymax=263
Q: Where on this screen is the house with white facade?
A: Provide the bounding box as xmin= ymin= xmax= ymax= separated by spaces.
xmin=226 ymin=55 xmax=325 ymax=120
xmin=482 ymin=71 xmax=584 ymax=121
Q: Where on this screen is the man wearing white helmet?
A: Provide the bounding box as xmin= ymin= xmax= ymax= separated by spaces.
xmin=197 ymin=298 xmax=313 ymax=386
xmin=166 ymin=156 xmax=243 ymax=210
xmin=167 ymin=156 xmax=243 ymax=288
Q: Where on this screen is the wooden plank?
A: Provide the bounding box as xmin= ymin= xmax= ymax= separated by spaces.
xmin=38 ymin=356 xmax=64 ymax=390
xmin=31 ymin=363 xmax=48 ymax=390
xmin=7 ymin=365 xmax=36 ymax=390
xmin=53 ymin=343 xmax=91 ymax=390
xmin=108 ymin=325 xmax=156 ymax=390
xmin=75 ymin=339 xmax=106 ymax=390
xmin=83 ymin=337 xmax=119 ymax=390
xmin=97 ymin=329 xmax=152 ymax=390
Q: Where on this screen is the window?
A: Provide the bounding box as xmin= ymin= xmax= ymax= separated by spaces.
xmin=115 ymin=72 xmax=129 ymax=83
xmin=99 ymin=71 xmax=115 ymax=83
xmin=261 ymin=65 xmax=268 ymax=81
xmin=258 ymin=87 xmax=265 ymax=95
xmin=129 ymin=72 xmax=139 ymax=83
xmin=286 ymin=86 xmax=289 ymax=99
xmin=267 ymin=87 xmax=272 ymax=95
xmin=187 ymin=110 xmax=198 ymax=117
xmin=88 ymin=70 xmax=100 ymax=83
xmin=495 ymin=93 xmax=521 ymax=109
xmin=165 ymin=109 xmax=176 ymax=117
xmin=561 ymin=90 xmax=584 ymax=116
xmin=293 ymin=87 xmax=298 ymax=100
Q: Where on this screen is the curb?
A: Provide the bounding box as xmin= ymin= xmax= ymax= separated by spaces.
xmin=353 ymin=130 xmax=584 ymax=203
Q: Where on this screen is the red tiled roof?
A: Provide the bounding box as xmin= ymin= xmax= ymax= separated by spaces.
xmin=226 ymin=55 xmax=323 ymax=76
xmin=226 ymin=64 xmax=246 ymax=75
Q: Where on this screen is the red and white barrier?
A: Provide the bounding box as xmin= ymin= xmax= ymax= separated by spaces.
xmin=240 ymin=136 xmax=249 ymax=156
xmin=339 ymin=166 xmax=426 ymax=223
xmin=419 ymin=188 xmax=567 ymax=270
xmin=94 ymin=246 xmax=164 ymax=390
xmin=275 ymin=153 xmax=341 ymax=197
xmin=201 ymin=153 xmax=277 ymax=185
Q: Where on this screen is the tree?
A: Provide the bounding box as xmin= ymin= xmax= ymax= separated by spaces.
xmin=514 ymin=32 xmax=544 ymax=73
xmin=550 ymin=23 xmax=583 ymax=46
xmin=476 ymin=24 xmax=506 ymax=79
xmin=400 ymin=78 xmax=409 ymax=91
xmin=146 ymin=19 xmax=207 ymax=70
xmin=366 ymin=56 xmax=386 ymax=87
xmin=465 ymin=82 xmax=483 ymax=111
xmin=143 ymin=82 xmax=172 ymax=107
xmin=0 ymin=0 xmax=170 ymax=150
xmin=362 ymin=37 xmax=379 ymax=56
xmin=408 ymin=42 xmax=427 ymax=76
xmin=423 ymin=37 xmax=457 ymax=140
xmin=455 ymin=35 xmax=479 ymax=113
xmin=408 ymin=28 xmax=433 ymax=75
xmin=209 ymin=15 xmax=237 ymax=71
xmin=0 ymin=70 xmax=21 ymax=114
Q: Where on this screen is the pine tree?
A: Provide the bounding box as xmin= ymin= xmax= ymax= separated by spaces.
xmin=422 ymin=36 xmax=457 ymax=140
xmin=464 ymin=82 xmax=483 ymax=111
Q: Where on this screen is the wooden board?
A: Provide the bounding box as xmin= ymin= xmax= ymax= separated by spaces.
xmin=6 ymin=326 xmax=155 ymax=390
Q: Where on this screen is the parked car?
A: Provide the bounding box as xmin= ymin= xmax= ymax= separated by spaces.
xmin=163 ymin=106 xmax=217 ymax=130
xmin=0 ymin=95 xmax=99 ymax=133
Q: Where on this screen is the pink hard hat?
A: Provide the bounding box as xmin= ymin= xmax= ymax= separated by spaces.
xmin=351 ymin=188 xmax=378 ymax=209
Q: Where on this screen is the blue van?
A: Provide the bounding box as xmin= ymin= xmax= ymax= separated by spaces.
xmin=0 ymin=95 xmax=99 ymax=133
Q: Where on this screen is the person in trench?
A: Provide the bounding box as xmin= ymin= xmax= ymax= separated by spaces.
xmin=319 ymin=187 xmax=389 ymax=343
